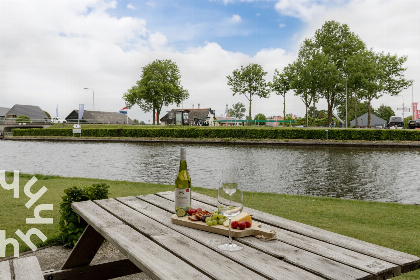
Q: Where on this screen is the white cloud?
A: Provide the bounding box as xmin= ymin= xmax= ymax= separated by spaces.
xmin=127 ymin=3 xmax=136 ymax=10
xmin=0 ymin=0 xmax=418 ymax=122
xmin=275 ymin=0 xmax=327 ymax=22
xmin=229 ymin=14 xmax=242 ymax=23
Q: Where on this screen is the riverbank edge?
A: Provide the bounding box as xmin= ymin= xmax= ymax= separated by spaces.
xmin=4 ymin=135 xmax=420 ymax=148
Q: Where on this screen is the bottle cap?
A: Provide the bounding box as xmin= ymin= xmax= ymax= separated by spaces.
xmin=180 ymin=148 xmax=186 ymax=161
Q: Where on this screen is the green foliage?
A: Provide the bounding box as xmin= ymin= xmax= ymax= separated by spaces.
xmin=43 ymin=111 xmax=51 ymax=119
xmin=227 ymin=63 xmax=269 ymax=120
xmin=375 ymin=104 xmax=395 ymax=122
xmin=16 ymin=115 xmax=31 ymax=123
xmin=123 ymin=59 xmax=189 ymax=125
xmin=58 ymin=183 xmax=110 ymax=247
xmin=12 ymin=126 xmax=420 ymax=141
xmin=228 ymin=102 xmax=246 ymax=119
xmin=254 ymin=113 xmax=266 ymax=125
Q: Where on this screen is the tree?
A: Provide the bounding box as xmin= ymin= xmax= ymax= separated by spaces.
xmin=43 ymin=111 xmax=51 ymax=120
xmin=228 ymin=102 xmax=246 ymax=119
xmin=227 ymin=63 xmax=269 ymax=120
xmin=254 ymin=113 xmax=266 ymax=125
xmin=336 ymin=97 xmax=373 ymax=123
xmin=360 ymin=50 xmax=412 ymax=126
xmin=306 ymin=20 xmax=366 ymax=125
xmin=16 ymin=115 xmax=30 ymax=123
xmin=123 ymin=59 xmax=189 ymax=125
xmin=375 ymin=104 xmax=395 ymax=123
xmin=270 ymin=68 xmax=290 ymax=122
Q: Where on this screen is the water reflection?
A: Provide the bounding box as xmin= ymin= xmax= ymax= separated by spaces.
xmin=1 ymin=140 xmax=419 ymax=204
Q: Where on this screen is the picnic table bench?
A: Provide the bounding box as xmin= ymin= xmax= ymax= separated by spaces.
xmin=4 ymin=191 xmax=418 ymax=280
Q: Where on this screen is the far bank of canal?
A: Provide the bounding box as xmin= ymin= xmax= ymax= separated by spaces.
xmin=1 ymin=138 xmax=419 ymax=204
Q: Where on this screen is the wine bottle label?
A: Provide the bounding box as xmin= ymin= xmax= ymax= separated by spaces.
xmin=174 ymin=188 xmax=191 ymax=209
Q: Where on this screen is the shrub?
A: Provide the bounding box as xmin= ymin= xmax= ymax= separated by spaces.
xmin=16 ymin=115 xmax=31 ymax=123
xmin=58 ymin=183 xmax=110 ymax=247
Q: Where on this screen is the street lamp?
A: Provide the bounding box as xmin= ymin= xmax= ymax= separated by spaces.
xmin=84 ymin=88 xmax=95 ymax=111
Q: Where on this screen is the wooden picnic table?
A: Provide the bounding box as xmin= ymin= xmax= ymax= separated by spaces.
xmin=45 ymin=191 xmax=420 ymax=280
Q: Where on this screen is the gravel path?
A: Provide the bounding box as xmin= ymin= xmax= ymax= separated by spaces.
xmin=3 ymin=242 xmax=151 ymax=279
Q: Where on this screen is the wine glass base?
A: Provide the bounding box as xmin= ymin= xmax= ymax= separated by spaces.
xmin=218 ymin=243 xmax=243 ymax=251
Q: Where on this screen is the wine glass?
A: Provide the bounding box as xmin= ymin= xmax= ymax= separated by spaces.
xmin=217 ymin=169 xmax=243 ymax=251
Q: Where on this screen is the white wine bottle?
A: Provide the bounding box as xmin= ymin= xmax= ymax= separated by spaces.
xmin=174 ymin=148 xmax=191 ymax=217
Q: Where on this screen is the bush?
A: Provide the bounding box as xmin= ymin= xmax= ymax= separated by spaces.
xmin=16 ymin=115 xmax=31 ymax=123
xmin=12 ymin=126 xmax=420 ymax=141
xmin=58 ymin=183 xmax=110 ymax=247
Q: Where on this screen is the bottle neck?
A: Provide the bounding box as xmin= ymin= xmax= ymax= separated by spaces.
xmin=179 ymin=160 xmax=188 ymax=171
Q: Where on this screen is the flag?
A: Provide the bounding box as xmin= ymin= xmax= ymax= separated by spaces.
xmin=78 ymin=104 xmax=84 ymax=119
xmin=121 ymin=107 xmax=128 ymax=110
xmin=119 ymin=106 xmax=128 ymax=114
xmin=56 ymin=104 xmax=58 ymax=118
xmin=119 ymin=110 xmax=127 ymax=114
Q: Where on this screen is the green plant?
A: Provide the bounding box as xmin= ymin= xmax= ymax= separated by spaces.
xmin=16 ymin=115 xmax=31 ymax=123
xmin=58 ymin=183 xmax=110 ymax=247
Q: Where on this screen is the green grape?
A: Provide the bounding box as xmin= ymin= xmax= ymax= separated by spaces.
xmin=218 ymin=218 xmax=225 ymax=225
xmin=212 ymin=213 xmax=218 ymax=219
xmin=217 ymin=214 xmax=224 ymax=219
xmin=207 ymin=220 xmax=213 ymax=226
xmin=212 ymin=220 xmax=218 ymax=226
xmin=205 ymin=217 xmax=212 ymax=223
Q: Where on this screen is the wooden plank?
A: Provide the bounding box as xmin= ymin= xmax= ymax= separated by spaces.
xmin=61 ymin=225 xmax=105 ymax=269
xmin=189 ymin=191 xmax=420 ymax=270
xmin=101 ymin=224 xmax=211 ymax=280
xmin=143 ymin=193 xmax=399 ymax=280
xmin=72 ymin=200 xmax=211 ymax=280
xmin=96 ymin=198 xmax=267 ymax=280
xmin=171 ymin=214 xmax=275 ymax=238
xmin=46 ymin=259 xmax=141 ymax=280
xmin=161 ymin=192 xmax=399 ymax=276
xmin=13 ymin=256 xmax=43 ymax=280
xmin=120 ymin=195 xmax=363 ymax=280
xmin=71 ymin=200 xmax=125 ymax=234
xmin=0 ymin=260 xmax=11 ymax=280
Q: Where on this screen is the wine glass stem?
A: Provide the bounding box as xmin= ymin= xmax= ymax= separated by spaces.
xmin=228 ymin=218 xmax=233 ymax=245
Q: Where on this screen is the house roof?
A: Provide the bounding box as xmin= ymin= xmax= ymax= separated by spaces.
xmin=160 ymin=108 xmax=214 ymax=122
xmin=66 ymin=110 xmax=134 ymax=124
xmin=5 ymin=104 xmax=48 ymax=120
xmin=0 ymin=107 xmax=11 ymax=117
xmin=350 ymin=113 xmax=387 ymax=127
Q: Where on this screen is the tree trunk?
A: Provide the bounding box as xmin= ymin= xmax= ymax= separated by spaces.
xmin=152 ymin=108 xmax=156 ymax=125
xmin=156 ymin=110 xmax=160 ymax=125
xmin=367 ymin=99 xmax=372 ymax=128
xmin=355 ymin=92 xmax=358 ymax=127
xmin=283 ymin=94 xmax=286 ymax=127
xmin=248 ymin=94 xmax=252 ymax=125
xmin=312 ymin=95 xmax=316 ymax=127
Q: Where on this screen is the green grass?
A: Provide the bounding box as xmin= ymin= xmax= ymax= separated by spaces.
xmin=1 ymin=173 xmax=419 ymax=279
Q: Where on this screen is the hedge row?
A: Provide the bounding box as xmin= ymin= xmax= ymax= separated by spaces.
xmin=11 ymin=127 xmax=420 ymax=141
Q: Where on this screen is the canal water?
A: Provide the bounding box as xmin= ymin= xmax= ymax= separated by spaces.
xmin=1 ymin=140 xmax=419 ymax=204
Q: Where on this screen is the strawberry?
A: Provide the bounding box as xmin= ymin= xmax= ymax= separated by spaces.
xmin=245 ymin=220 xmax=251 ymax=228
xmin=238 ymin=221 xmax=246 ymax=230
xmin=231 ymin=221 xmax=239 ymax=229
xmin=195 ymin=208 xmax=202 ymax=212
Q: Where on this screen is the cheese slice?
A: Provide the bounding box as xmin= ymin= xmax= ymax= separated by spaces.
xmin=223 ymin=212 xmax=252 ymax=227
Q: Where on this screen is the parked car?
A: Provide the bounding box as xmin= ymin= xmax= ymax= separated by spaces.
xmin=387 ymin=116 xmax=404 ymax=128
xmin=51 ymin=117 xmax=67 ymax=124
xmin=408 ymin=118 xmax=420 ymax=129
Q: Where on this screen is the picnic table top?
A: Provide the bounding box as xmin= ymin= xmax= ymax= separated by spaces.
xmin=59 ymin=191 xmax=419 ymax=280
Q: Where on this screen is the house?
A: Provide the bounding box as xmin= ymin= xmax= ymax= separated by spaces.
xmin=160 ymin=108 xmax=216 ymax=126
xmin=350 ymin=113 xmax=387 ymax=128
xmin=0 ymin=107 xmax=11 ymax=124
xmin=4 ymin=104 xmax=48 ymax=123
xmin=65 ymin=110 xmax=135 ymax=124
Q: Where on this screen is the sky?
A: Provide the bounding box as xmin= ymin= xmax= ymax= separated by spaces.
xmin=0 ymin=0 xmax=419 ymax=123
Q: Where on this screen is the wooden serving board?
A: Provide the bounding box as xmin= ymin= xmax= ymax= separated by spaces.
xmin=171 ymin=214 xmax=276 ymax=239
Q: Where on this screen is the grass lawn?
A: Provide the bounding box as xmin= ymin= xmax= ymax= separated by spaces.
xmin=1 ymin=173 xmax=419 ymax=279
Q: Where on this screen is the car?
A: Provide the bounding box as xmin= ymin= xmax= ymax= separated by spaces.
xmin=408 ymin=118 xmax=420 ymax=129
xmin=388 ymin=116 xmax=404 ymax=128
xmin=51 ymin=117 xmax=67 ymax=124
